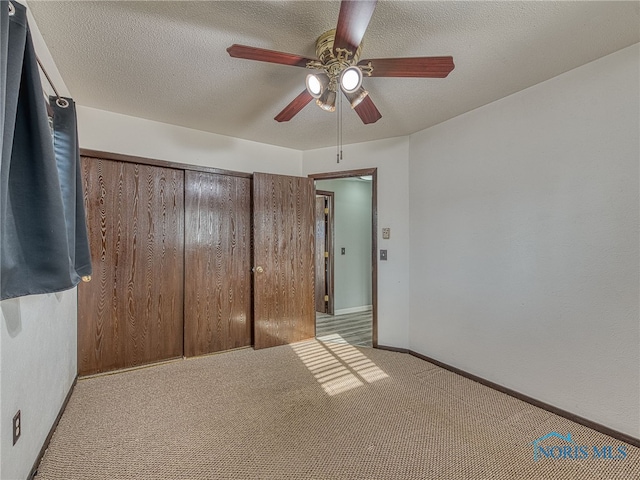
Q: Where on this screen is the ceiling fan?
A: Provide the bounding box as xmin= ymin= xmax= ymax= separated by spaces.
xmin=227 ymin=0 xmax=454 ymax=125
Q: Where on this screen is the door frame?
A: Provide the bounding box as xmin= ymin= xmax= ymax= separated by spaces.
xmin=308 ymin=168 xmax=378 ymax=348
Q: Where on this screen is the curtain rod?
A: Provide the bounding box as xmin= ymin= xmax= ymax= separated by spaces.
xmin=35 ymin=55 xmax=61 ymax=100
xmin=10 ymin=0 xmax=68 ymax=106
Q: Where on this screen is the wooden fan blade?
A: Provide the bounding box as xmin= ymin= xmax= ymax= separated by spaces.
xmin=275 ymin=90 xmax=314 ymax=122
xmin=227 ymin=44 xmax=315 ymax=67
xmin=333 ymin=0 xmax=378 ymax=57
xmin=358 ymin=56 xmax=455 ymax=78
xmin=353 ymin=94 xmax=382 ymax=124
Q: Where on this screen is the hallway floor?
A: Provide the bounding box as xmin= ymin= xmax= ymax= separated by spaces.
xmin=316 ymin=309 xmax=372 ymax=347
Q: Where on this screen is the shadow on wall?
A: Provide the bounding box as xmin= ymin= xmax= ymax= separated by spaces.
xmin=1 ymin=298 xmax=22 ymax=337
xmin=1 ymin=292 xmax=66 ymax=338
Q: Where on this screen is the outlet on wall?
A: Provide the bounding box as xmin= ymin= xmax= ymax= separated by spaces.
xmin=13 ymin=410 xmax=21 ymax=445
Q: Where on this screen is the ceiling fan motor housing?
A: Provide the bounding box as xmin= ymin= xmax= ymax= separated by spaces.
xmin=315 ymin=29 xmax=363 ymax=65
xmin=311 ymin=29 xmax=364 ymax=92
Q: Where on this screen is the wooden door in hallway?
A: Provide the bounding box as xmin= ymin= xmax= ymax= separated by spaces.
xmin=315 ymin=195 xmax=327 ymax=313
xmin=315 ymin=191 xmax=334 ymax=315
xmin=184 ymin=171 xmax=252 ymax=356
xmin=252 ymin=172 xmax=316 ymax=349
xmin=78 ymin=156 xmax=184 ymax=375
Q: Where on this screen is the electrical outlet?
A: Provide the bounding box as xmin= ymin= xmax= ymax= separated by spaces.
xmin=382 ymin=228 xmax=390 ymax=239
xmin=13 ymin=410 xmax=21 ymax=445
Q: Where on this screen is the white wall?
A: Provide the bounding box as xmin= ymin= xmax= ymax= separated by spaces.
xmin=316 ymin=179 xmax=372 ymax=312
xmin=77 ymin=106 xmax=302 ymax=176
xmin=408 ymin=44 xmax=640 ymax=438
xmin=0 ymin=293 xmax=77 ymax=480
xmin=303 ymin=137 xmax=411 ymax=348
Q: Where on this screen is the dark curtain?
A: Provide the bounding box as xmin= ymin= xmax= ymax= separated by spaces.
xmin=1 ymin=1 xmax=92 ymax=300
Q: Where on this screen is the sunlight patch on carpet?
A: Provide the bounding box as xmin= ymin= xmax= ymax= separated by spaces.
xmin=324 ymin=339 xmax=389 ymax=383
xmin=291 ymin=337 xmax=388 ymax=395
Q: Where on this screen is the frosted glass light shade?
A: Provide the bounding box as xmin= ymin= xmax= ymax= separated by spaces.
xmin=340 ymin=67 xmax=363 ymax=93
xmin=306 ymin=74 xmax=322 ymax=97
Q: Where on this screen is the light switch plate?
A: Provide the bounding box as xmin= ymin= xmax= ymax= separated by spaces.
xmin=380 ymin=250 xmax=388 ymax=261
xmin=382 ymin=228 xmax=390 ymax=239
xmin=13 ymin=410 xmax=21 ymax=445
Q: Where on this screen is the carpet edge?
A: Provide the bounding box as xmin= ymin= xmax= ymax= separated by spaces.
xmin=29 ymin=374 xmax=78 ymax=480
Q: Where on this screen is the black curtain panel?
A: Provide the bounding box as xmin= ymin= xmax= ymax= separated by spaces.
xmin=1 ymin=1 xmax=92 ymax=300
xmin=1 ymin=2 xmax=8 ymax=172
xmin=50 ymin=96 xmax=92 ymax=284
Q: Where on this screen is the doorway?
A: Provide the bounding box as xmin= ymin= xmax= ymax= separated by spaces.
xmin=309 ymin=169 xmax=377 ymax=348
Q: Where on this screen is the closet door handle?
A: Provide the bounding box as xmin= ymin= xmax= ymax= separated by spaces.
xmin=253 ymin=266 xmax=264 ymax=274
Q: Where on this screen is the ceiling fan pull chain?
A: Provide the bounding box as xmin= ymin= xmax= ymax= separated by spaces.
xmin=336 ymin=92 xmax=340 ymax=163
xmin=340 ymin=96 xmax=343 ymax=162
xmin=338 ymin=93 xmax=343 ymax=163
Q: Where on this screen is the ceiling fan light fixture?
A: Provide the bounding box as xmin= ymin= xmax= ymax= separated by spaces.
xmin=316 ymin=89 xmax=336 ymax=112
xmin=340 ymin=66 xmax=363 ymax=93
xmin=345 ymin=86 xmax=369 ymax=108
xmin=306 ymin=73 xmax=329 ymax=99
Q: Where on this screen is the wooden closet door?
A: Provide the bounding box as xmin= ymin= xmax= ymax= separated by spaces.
xmin=78 ymin=157 xmax=184 ymax=375
xmin=253 ymin=172 xmax=315 ymax=349
xmin=184 ymin=171 xmax=252 ymax=356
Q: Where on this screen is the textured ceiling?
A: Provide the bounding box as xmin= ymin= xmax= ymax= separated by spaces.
xmin=28 ymin=1 xmax=640 ymax=151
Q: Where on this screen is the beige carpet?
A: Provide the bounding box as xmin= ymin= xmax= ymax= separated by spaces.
xmin=36 ymin=340 xmax=639 ymax=479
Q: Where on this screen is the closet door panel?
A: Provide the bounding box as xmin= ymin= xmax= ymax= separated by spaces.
xmin=252 ymin=172 xmax=315 ymax=349
xmin=78 ymin=157 xmax=184 ymax=375
xmin=184 ymin=171 xmax=252 ymax=356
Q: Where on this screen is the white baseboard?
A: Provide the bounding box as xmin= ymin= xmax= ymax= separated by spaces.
xmin=335 ymin=305 xmax=372 ymax=316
